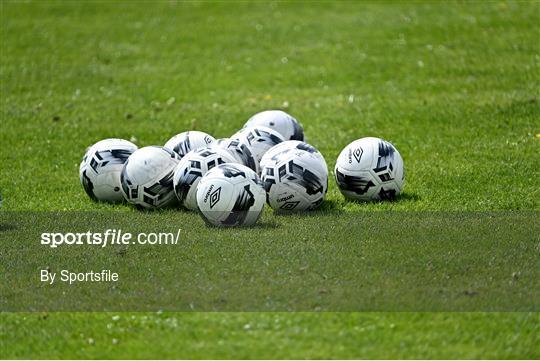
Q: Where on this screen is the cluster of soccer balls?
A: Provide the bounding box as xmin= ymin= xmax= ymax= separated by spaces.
xmin=80 ymin=110 xmax=404 ymax=227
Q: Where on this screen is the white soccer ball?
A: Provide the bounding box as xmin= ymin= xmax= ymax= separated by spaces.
xmin=244 ymin=110 xmax=304 ymax=141
xmin=164 ymin=131 xmax=215 ymax=159
xmin=79 ymin=138 xmax=138 ymax=202
xmin=231 ymin=126 xmax=285 ymax=174
xmin=196 ymin=163 xmax=266 ymax=227
xmin=173 ymin=147 xmax=238 ymax=211
xmin=261 ymin=141 xmax=328 ymax=211
xmin=260 ymin=140 xmax=326 ymax=169
xmin=209 ymin=138 xmax=258 ymax=171
xmin=334 ymin=137 xmax=404 ymax=201
xmin=120 ymin=146 xmax=181 ymax=209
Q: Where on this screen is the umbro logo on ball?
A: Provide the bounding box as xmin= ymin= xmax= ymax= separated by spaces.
xmin=280 ymin=201 xmax=300 ymax=210
xmin=353 ymin=148 xmax=362 ymax=163
xmin=209 ymin=187 xmax=221 ymax=208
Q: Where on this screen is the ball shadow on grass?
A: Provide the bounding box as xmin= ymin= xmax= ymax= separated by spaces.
xmin=201 ymin=218 xmax=281 ymax=230
xmin=0 ymin=223 xmax=17 ymax=232
xmin=132 ymin=202 xmax=181 ymax=212
xmin=126 ymin=200 xmax=281 ymax=229
xmin=395 ymin=192 xmax=422 ymax=203
xmin=271 ymin=191 xmax=422 ymax=218
xmin=271 ymin=199 xmax=345 ymax=218
xmin=341 ymin=191 xmax=422 ymax=206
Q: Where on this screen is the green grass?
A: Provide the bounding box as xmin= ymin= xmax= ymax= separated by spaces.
xmin=1 ymin=312 xmax=539 ymax=359
xmin=1 ymin=0 xmax=539 ymax=359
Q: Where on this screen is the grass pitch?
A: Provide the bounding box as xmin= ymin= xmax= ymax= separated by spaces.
xmin=1 ymin=1 xmax=539 ymax=359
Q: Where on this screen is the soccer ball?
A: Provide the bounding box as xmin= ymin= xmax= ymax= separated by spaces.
xmin=334 ymin=137 xmax=404 ymax=201
xmin=79 ymin=138 xmax=138 ymax=202
xmin=173 ymin=147 xmax=238 ymax=211
xmin=209 ymin=138 xmax=258 ymax=171
xmin=231 ymin=126 xmax=285 ymax=174
xmin=164 ymin=131 xmax=215 ymax=159
xmin=260 ymin=141 xmax=328 ymax=211
xmin=244 ymin=110 xmax=304 ymax=141
xmin=120 ymin=146 xmax=180 ymax=209
xmin=196 ymin=163 xmax=266 ymax=227
xmin=260 ymin=140 xmax=325 ymax=169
